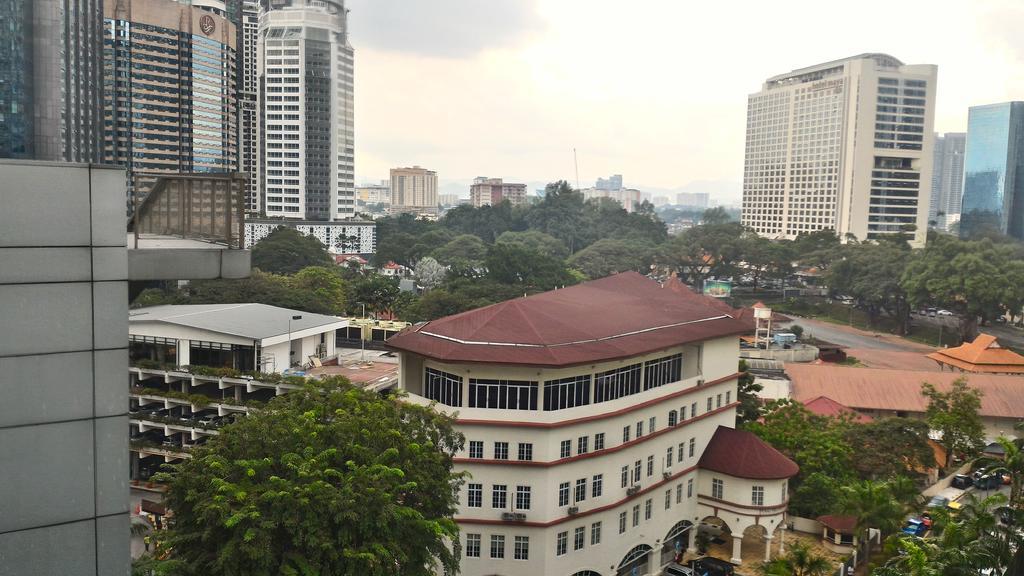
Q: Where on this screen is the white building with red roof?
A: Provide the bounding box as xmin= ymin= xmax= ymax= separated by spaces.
xmin=387 ymin=272 xmax=798 ymax=575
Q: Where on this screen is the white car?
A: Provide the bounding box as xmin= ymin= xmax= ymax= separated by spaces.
xmin=937 ymin=309 xmax=955 ymax=316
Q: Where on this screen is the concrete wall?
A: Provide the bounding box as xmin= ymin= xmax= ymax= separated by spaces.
xmin=0 ymin=161 xmax=130 ymax=575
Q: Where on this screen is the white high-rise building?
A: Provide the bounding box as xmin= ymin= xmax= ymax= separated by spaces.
xmin=241 ymin=0 xmax=260 ymax=215
xmin=258 ymin=0 xmax=354 ymax=221
xmin=742 ymin=53 xmax=937 ymax=247
xmin=929 ymin=132 xmax=966 ymax=231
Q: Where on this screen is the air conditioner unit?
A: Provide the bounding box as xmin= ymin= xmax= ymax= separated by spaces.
xmin=697 ymin=378 xmax=706 ymax=386
xmin=626 ymin=486 xmax=640 ymax=496
xmin=501 ymin=512 xmax=526 ymax=522
xmin=567 ymin=506 xmax=579 ymax=515
xmin=663 ymin=470 xmax=672 ymax=479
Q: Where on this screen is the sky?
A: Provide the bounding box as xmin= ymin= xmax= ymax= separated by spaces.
xmin=347 ymin=0 xmax=1024 ymax=203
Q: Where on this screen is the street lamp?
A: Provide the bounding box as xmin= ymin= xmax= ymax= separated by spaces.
xmin=356 ymin=302 xmax=366 ymax=362
xmin=288 ymin=314 xmax=302 ymax=368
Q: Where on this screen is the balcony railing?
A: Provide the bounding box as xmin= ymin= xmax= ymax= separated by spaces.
xmin=129 ymin=172 xmax=246 ymax=249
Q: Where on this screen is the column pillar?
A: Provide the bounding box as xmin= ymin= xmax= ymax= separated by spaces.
xmin=779 ymin=525 xmax=786 ymax=555
xmin=764 ymin=536 xmax=773 ymax=562
xmin=731 ymin=535 xmax=743 ymax=565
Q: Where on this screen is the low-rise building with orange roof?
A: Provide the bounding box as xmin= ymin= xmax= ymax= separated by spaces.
xmin=926 ymin=334 xmax=1024 ymax=375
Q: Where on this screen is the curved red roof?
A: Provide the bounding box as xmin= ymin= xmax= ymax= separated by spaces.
xmin=698 ymin=426 xmax=799 ymax=480
xmin=386 ymin=272 xmax=750 ymax=367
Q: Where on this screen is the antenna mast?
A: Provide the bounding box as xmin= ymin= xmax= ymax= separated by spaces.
xmin=573 ymin=148 xmax=580 ymax=191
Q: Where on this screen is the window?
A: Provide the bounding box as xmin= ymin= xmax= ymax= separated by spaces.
xmin=689 ymin=438 xmax=696 ymax=458
xmin=577 ymin=436 xmax=589 ymax=455
xmin=573 ymin=526 xmax=585 ymax=550
xmin=619 ymin=511 xmax=627 ymax=534
xmin=594 ymin=433 xmax=605 ymax=451
xmin=560 ymin=439 xmax=571 ymax=459
xmin=716 ymin=394 xmax=722 ymax=408
xmin=514 ymin=536 xmax=529 ymax=560
xmin=493 ymin=485 xmax=507 ymax=509
xmin=645 ymin=498 xmax=652 ymax=520
xmin=466 ymin=533 xmax=481 ymax=558
xmin=726 ymin=390 xmax=731 ymax=404
xmin=575 ymin=478 xmax=587 ymax=502
xmin=649 ymin=416 xmax=656 ymax=433
xmin=691 ymin=401 xmax=697 ymax=417
xmin=516 ymin=486 xmax=531 ymax=510
xmin=688 ymin=478 xmax=694 ymax=498
xmin=680 ymin=405 xmax=687 ymax=420
xmin=666 ymin=446 xmax=674 ymax=468
xmin=752 ymin=485 xmax=764 ymax=506
xmin=644 ymin=353 xmax=682 ymax=389
xmin=494 ymin=442 xmax=509 ymax=460
xmin=678 ymin=442 xmax=685 ymax=462
xmin=633 ymin=460 xmax=641 ymax=483
xmin=468 ymin=378 xmax=537 ymax=410
xmin=636 ymin=421 xmax=644 ymax=438
xmin=592 ymin=474 xmax=603 ymax=498
xmin=558 ymin=482 xmax=570 ymax=506
xmin=556 ymin=531 xmax=568 ymax=556
xmin=668 ymin=410 xmax=678 ymax=426
xmin=518 ymin=442 xmax=533 ymax=461
xmin=594 ymin=363 xmax=642 ymax=403
xmin=647 ymin=455 xmax=654 ymax=477
xmin=676 ymin=483 xmax=683 ymax=503
xmin=424 ymin=368 xmax=462 ymax=407
xmin=632 ymin=505 xmax=640 ymax=526
xmin=467 ymin=483 xmax=482 ymax=507
xmin=543 ymin=375 xmax=591 ymax=411
xmin=468 ymin=441 xmax=483 ymax=459
xmin=622 ymin=426 xmax=631 ymax=443
xmin=621 ymin=465 xmax=629 ymax=487
xmin=665 ymin=489 xmax=672 ymax=510
xmin=782 ymin=482 xmax=788 ymax=502
xmin=707 ymin=397 xmax=713 ymax=412
xmin=490 ymin=534 xmax=505 ymax=559
xmin=591 ymin=521 xmax=602 ymax=545
xmin=712 ymin=478 xmax=724 ymax=499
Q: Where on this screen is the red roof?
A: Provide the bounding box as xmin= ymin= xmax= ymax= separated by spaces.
xmin=386 ymin=272 xmax=750 ymax=367
xmin=802 ymin=395 xmax=873 ymax=423
xmin=926 ymin=334 xmax=1024 ymax=374
xmin=817 ymin=515 xmax=857 ymax=533
xmin=698 ymin=426 xmax=799 ymax=480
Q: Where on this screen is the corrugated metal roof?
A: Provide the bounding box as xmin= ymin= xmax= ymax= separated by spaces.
xmin=129 ymin=304 xmax=345 ymax=341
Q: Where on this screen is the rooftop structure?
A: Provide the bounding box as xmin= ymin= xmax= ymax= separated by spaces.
xmin=926 ymin=333 xmax=1024 ymax=375
xmin=801 ymin=396 xmax=873 ymax=423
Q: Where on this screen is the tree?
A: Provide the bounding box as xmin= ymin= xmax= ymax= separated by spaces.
xmin=792 ymin=229 xmax=843 ymax=271
xmin=789 ymin=472 xmax=841 ymax=519
xmin=154 ymin=378 xmax=465 ymax=576
xmin=566 ymin=238 xmax=656 ymax=279
xmin=759 ymin=540 xmax=832 ymax=576
xmin=657 ymin=221 xmax=745 ymax=291
xmin=485 ymin=243 xmax=574 ymax=290
xmin=826 ymin=242 xmax=914 ymax=334
xmin=349 ymin=274 xmax=402 ymax=319
xmin=431 ymin=234 xmax=488 ymax=277
xmin=414 ymin=257 xmax=446 ymax=291
xmin=735 ymin=360 xmax=763 ymax=426
xmin=843 ymin=418 xmax=935 ymax=480
xmin=921 ymin=377 xmax=985 ymax=465
xmin=524 ymin=181 xmax=591 ymax=254
xmin=742 ymin=235 xmax=793 ymax=292
xmin=288 ymin=267 xmax=348 ymax=315
xmin=494 ymin=230 xmax=569 ymax=260
xmin=701 ymin=206 xmax=733 ymax=225
xmin=251 ymin=227 xmax=333 ymax=275
xmin=836 ymin=479 xmax=906 ymax=565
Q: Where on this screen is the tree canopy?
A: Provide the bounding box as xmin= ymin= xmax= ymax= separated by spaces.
xmin=921 ymin=377 xmax=985 ymax=463
xmin=251 ymin=227 xmax=333 ymax=275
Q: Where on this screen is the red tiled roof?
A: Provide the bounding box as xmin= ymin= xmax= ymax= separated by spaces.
xmin=802 ymin=395 xmax=873 ymax=422
xmin=386 ymin=272 xmax=750 ymax=367
xmin=926 ymin=334 xmax=1024 ymax=374
xmin=787 ymin=363 xmax=1024 ymax=419
xmin=817 ymin=515 xmax=857 ymax=533
xmin=698 ymin=426 xmax=799 ymax=480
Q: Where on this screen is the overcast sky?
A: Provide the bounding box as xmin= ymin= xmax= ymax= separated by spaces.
xmin=347 ymin=0 xmax=1024 ymax=202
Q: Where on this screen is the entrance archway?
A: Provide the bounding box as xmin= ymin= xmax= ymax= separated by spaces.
xmin=571 ymin=572 xmax=602 ymax=576
xmin=743 ymin=523 xmax=772 ymax=563
xmin=660 ymin=520 xmax=694 ymax=565
xmin=616 ymin=544 xmax=653 ymax=576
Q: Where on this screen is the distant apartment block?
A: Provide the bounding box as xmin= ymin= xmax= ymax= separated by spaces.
xmin=674 ymin=192 xmax=710 ymax=208
xmin=246 ymin=219 xmax=376 ymax=254
xmin=928 ymin=133 xmax=966 ymax=231
xmin=741 ymin=53 xmax=937 ymax=247
xmin=438 ymin=193 xmax=461 ymax=206
xmin=960 ymin=102 xmax=1024 ymax=241
xmin=470 ymin=177 xmax=528 ymax=207
xmin=581 ymin=186 xmax=646 ymax=212
xmin=390 ymin=166 xmax=438 ymax=215
xmin=357 ymin=181 xmax=391 ymax=205
xmin=595 ymin=173 xmax=623 ymax=190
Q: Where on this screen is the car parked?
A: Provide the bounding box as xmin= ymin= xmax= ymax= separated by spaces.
xmin=937 ymin=309 xmax=955 ymax=316
xmin=975 ymin=474 xmax=1002 ymax=490
xmin=926 ymin=495 xmax=949 ymax=509
xmin=951 ymin=474 xmax=973 ymax=489
xmin=664 ymin=563 xmax=695 ymax=576
xmin=692 ymin=557 xmax=736 ymax=576
xmin=902 ymin=518 xmax=928 ymax=537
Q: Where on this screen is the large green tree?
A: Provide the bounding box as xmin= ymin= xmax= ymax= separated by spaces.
xmin=485 ymin=243 xmax=575 ymax=290
xmin=494 ymin=230 xmax=569 ymax=260
xmin=657 ymin=220 xmax=746 ymax=290
xmin=921 ymin=377 xmax=985 ymax=465
xmin=836 ymin=479 xmax=906 ymax=565
xmin=251 ymin=227 xmax=333 ymax=275
xmin=153 ymin=378 xmax=465 ymax=576
xmin=566 ymin=237 xmax=656 ymax=279
xmin=431 ymin=234 xmax=488 ymax=277
xmin=826 ymin=242 xmax=914 ymax=334
xmin=843 ymin=417 xmax=935 ymax=480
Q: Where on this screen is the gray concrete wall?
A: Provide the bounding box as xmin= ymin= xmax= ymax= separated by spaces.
xmin=0 ymin=161 xmax=130 ymax=575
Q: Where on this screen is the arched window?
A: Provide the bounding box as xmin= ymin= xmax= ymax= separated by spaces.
xmin=617 ymin=544 xmax=652 ymax=569
xmin=668 ymin=409 xmax=678 ymax=427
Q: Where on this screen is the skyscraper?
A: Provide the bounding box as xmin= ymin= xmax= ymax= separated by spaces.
xmin=103 ymin=0 xmax=239 ymax=175
xmin=960 ymin=102 xmax=1024 ymax=241
xmin=742 ymin=53 xmax=937 ymax=247
xmin=241 ymin=0 xmax=261 ymax=214
xmin=389 ymin=166 xmax=438 ymax=215
xmin=258 ymin=0 xmax=354 ymax=221
xmin=0 ymin=0 xmax=105 ymax=161
xmin=929 ymin=132 xmax=965 ymax=230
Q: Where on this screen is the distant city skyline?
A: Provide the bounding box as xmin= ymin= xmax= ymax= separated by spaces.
xmin=347 ymin=0 xmax=1024 ymax=204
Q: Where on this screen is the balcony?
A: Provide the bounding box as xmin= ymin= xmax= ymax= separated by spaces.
xmin=127 ymin=172 xmax=250 ymax=280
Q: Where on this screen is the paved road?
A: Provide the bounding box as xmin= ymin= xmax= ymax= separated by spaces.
xmin=912 ymin=313 xmax=1024 ymax=350
xmin=788 ymin=315 xmax=934 ymax=352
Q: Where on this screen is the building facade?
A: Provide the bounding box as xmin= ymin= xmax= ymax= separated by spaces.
xmin=387 ymin=273 xmax=798 ymax=576
xmin=356 ymin=180 xmax=391 ymax=205
xmin=960 ymin=102 xmax=1024 ymax=241
xmin=928 ymin=132 xmax=965 ymax=231
xmin=581 ymin=187 xmax=646 ymax=212
xmin=741 ymin=53 xmax=937 ymax=247
xmin=103 ymin=0 xmax=238 ymax=175
xmin=258 ymin=0 xmax=354 ymax=220
xmin=470 ymin=177 xmax=528 ymax=207
xmin=674 ymin=192 xmax=710 ymax=209
xmin=389 ymin=165 xmax=438 ymax=215
xmin=240 ymin=0 xmax=260 ymax=214
xmin=0 ymin=0 xmax=105 ymax=162
xmin=245 ymin=218 xmax=376 ymax=253
xmin=596 ymin=174 xmax=623 ymax=190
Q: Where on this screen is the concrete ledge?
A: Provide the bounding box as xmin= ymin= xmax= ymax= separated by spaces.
xmin=128 ymin=248 xmax=251 ymax=281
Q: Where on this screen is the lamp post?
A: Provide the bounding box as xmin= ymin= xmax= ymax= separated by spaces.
xmin=288 ymin=314 xmax=302 ymax=368
xmin=356 ymin=302 xmax=366 ymax=362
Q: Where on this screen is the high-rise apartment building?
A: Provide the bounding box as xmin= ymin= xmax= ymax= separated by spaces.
xmin=240 ymin=0 xmax=260 ymax=214
xmin=742 ymin=53 xmax=937 ymax=247
xmin=258 ymin=0 xmax=354 ymax=221
xmin=0 ymin=0 xmax=105 ymax=161
xmin=470 ymin=176 xmax=528 ymax=207
xmin=929 ymin=132 xmax=966 ymax=230
xmin=960 ymin=102 xmax=1024 ymax=241
xmin=596 ymin=174 xmax=623 ymax=190
xmin=103 ymin=0 xmax=238 ymax=175
xmin=581 ymin=186 xmax=646 ymax=212
xmin=674 ymin=192 xmax=710 ymax=208
xmin=356 ymin=180 xmax=390 ymax=205
xmin=389 ymin=166 xmax=438 ymax=215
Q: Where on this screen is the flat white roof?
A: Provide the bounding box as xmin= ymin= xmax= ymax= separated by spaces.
xmin=129 ymin=304 xmax=346 ymax=341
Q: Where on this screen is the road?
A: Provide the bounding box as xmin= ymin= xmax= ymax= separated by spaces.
xmin=912 ymin=313 xmax=1024 ymax=351
xmin=788 ymin=315 xmax=934 ymax=352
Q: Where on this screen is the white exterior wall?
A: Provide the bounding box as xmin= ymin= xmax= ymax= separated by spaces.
xmin=245 ymin=220 xmax=376 ymax=253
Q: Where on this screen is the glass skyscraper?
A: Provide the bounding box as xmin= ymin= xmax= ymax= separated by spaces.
xmin=960 ymin=102 xmax=1024 ymax=240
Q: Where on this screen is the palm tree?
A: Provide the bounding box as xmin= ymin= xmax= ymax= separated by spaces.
xmin=986 ymin=435 xmax=1024 ymax=509
xmin=837 ymin=479 xmax=905 ymax=565
xmin=759 ymin=541 xmax=831 ymax=576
